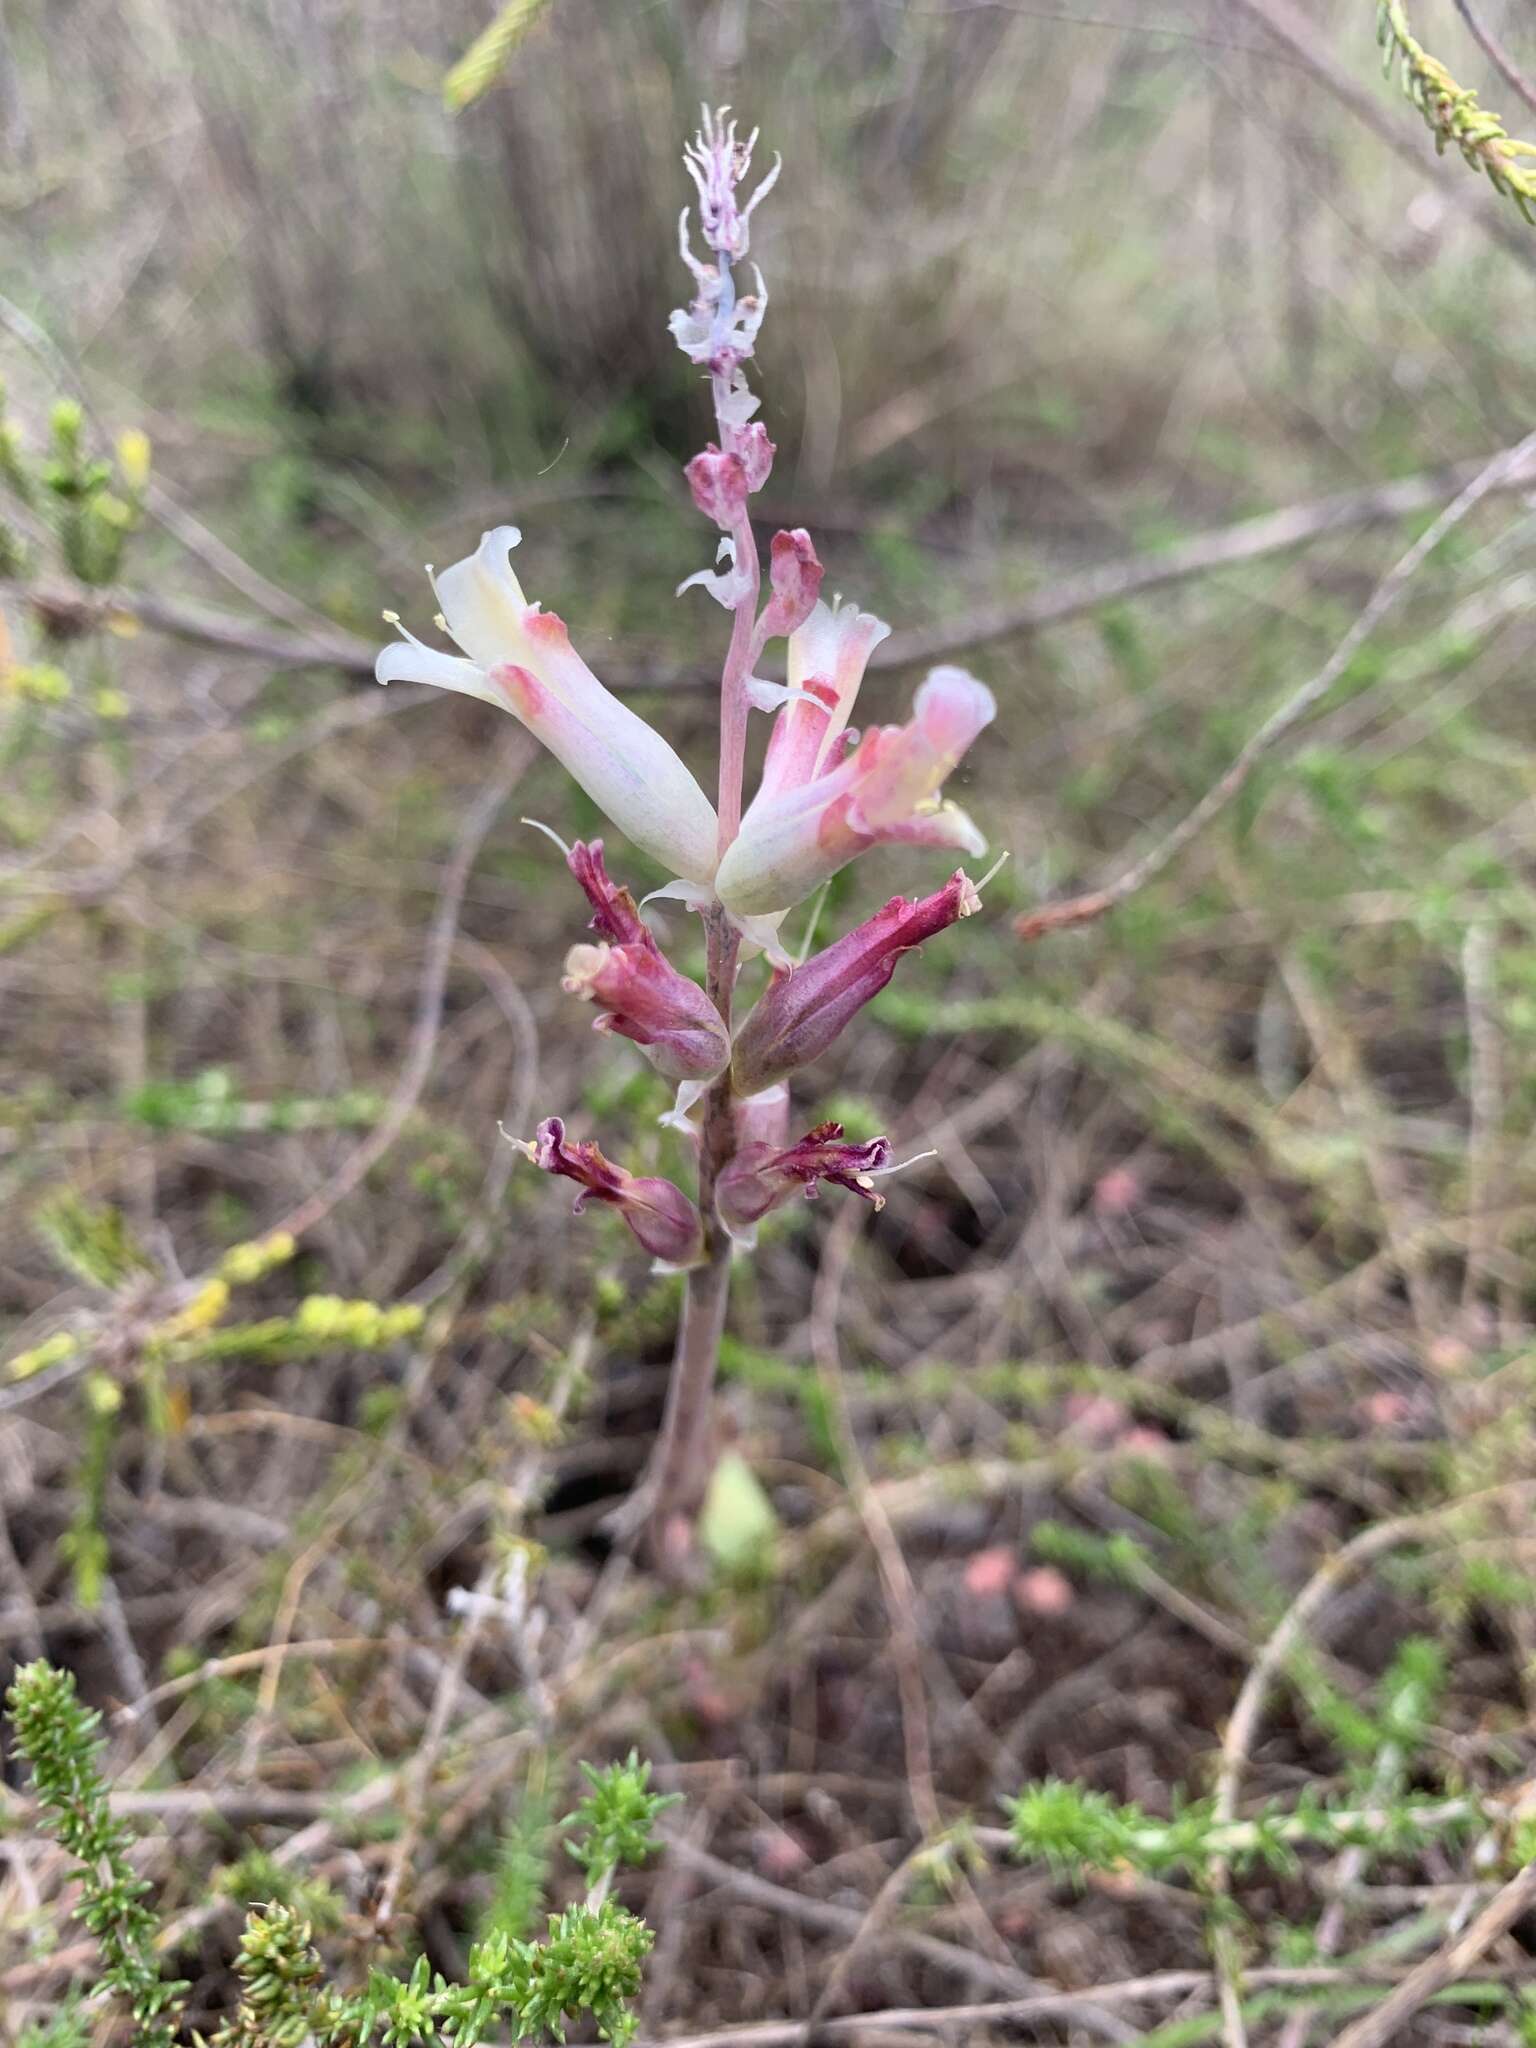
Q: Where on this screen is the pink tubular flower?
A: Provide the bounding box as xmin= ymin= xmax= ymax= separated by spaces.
xmin=519 ymin=1116 xmax=703 ymax=1266
xmin=732 ymin=869 xmax=981 ymax=1093
xmin=757 ymin=529 xmax=823 ymax=642
xmin=561 ymin=840 xmax=729 ymax=1082
xmin=715 ymin=665 xmax=995 ymax=917
xmin=717 ymin=1121 xmax=893 ymax=1231
xmin=562 ymin=943 xmax=730 ymax=1081
xmin=376 ymin=528 xmax=718 ymax=884
xmin=758 ymin=597 xmax=890 ymax=804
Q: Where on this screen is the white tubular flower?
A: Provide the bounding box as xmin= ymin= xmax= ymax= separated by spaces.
xmin=377 ymin=527 xmax=719 ymax=885
xmin=715 ymin=664 xmax=995 ymax=918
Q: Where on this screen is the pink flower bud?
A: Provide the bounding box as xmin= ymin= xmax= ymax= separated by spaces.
xmin=731 ymin=870 xmax=981 ymax=1093
xmin=566 ymin=838 xmax=649 ymax=946
xmin=717 ymin=1120 xmax=892 ymax=1232
xmin=757 ymin=529 xmax=824 ymax=642
xmin=685 ymin=445 xmax=750 ymax=530
xmin=520 ymin=1116 xmax=702 ymax=1266
xmin=731 ymin=421 xmax=775 ymax=493
xmin=561 ymin=840 xmax=729 ymax=1083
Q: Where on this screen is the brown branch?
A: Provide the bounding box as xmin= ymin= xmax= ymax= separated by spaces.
xmin=12 ymin=451 xmax=1533 ymax=697
xmin=232 ymin=737 xmax=527 ymax=1258
xmin=1323 ymin=1858 xmax=1536 ymax=2048
xmin=1452 ymin=0 xmax=1536 ymax=125
xmin=812 ymin=1202 xmax=941 ymax=1840
xmin=1205 ymin=1484 xmax=1536 ymax=2048
xmin=663 ymin=1837 xmax=1044 ymax=2006
xmin=1015 ymin=431 xmax=1536 ymax=942
xmin=872 ymin=454 xmax=1530 ymax=673
xmin=626 ymin=1962 xmax=1536 ymax=2048
xmin=1227 ymin=0 xmax=1534 ymax=266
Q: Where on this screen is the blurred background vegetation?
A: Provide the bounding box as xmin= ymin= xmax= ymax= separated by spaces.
xmin=6 ymin=0 xmax=1536 ymax=2040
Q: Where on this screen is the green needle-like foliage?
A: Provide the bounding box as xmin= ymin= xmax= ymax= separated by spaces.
xmin=561 ymin=1754 xmax=680 ymax=1887
xmin=5 ymin=1661 xmax=189 ymax=2046
xmin=7 ymin=1666 xmax=670 ymax=2048
xmin=1005 ymin=1775 xmax=1479 ymax=1886
xmin=214 ymin=1893 xmax=655 ymax=2046
xmin=1378 ymin=0 xmax=1536 ymax=219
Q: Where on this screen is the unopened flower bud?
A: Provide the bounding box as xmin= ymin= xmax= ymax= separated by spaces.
xmin=686 ymin=445 xmax=750 ymax=530
xmin=717 ymin=1121 xmax=893 ymax=1231
xmin=563 ymin=939 xmax=730 ymax=1083
xmin=670 ymin=108 xmax=780 ymax=371
xmin=732 ymin=870 xmax=981 ymax=1093
xmin=561 ymin=841 xmax=729 ymax=1082
xmin=758 ymin=529 xmax=823 ymax=642
xmin=566 ymin=837 xmax=648 ymax=945
xmin=731 ymin=421 xmax=775 ymax=493
xmin=519 ymin=1116 xmax=703 ymax=1266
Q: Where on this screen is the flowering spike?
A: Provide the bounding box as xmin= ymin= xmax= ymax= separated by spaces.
xmin=670 ymin=107 xmax=778 ymax=376
xmin=716 ymin=666 xmax=995 ymax=917
xmin=682 ymin=106 xmax=780 ymax=262
xmin=363 ymin=107 xmax=1003 ymax=1548
xmin=377 ymin=528 xmax=719 ymax=883
xmin=731 ymin=870 xmax=982 ymax=1093
xmin=518 ymin=1117 xmax=703 ymax=1267
xmin=717 ymin=1122 xmax=894 ymax=1233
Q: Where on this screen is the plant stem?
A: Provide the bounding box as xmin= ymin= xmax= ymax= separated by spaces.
xmin=640 ymin=910 xmax=741 ymax=1558
xmin=715 ymin=509 xmax=760 ymax=850
xmin=638 ymin=331 xmax=761 ymax=1556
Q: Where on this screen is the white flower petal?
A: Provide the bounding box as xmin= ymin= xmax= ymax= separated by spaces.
xmin=659 ymin=1078 xmax=709 ymax=1132
xmin=640 ymin=879 xmax=714 ymax=915
xmin=432 ymin=526 xmax=527 ymax=669
xmin=724 ymin=906 xmax=793 ymax=969
xmin=375 ymin=639 xmax=500 ymax=704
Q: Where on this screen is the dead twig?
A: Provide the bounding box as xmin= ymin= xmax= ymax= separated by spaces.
xmin=1322 ymin=1857 xmax=1536 ymax=2048
xmin=261 ymin=737 xmax=530 ymax=1247
xmin=811 ymin=1205 xmax=940 ymax=1840
xmin=1208 ymin=1484 xmax=1536 ymax=2048
xmin=10 ymin=451 xmax=1533 ymax=697
xmin=626 ymin=1960 xmax=1536 ymax=2048
xmin=1016 ymin=432 xmax=1536 ymax=941
xmin=1451 ymin=0 xmax=1536 ymax=126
